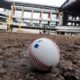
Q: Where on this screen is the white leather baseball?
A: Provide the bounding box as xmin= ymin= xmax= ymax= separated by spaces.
xmin=29 ymin=38 xmax=60 ymax=71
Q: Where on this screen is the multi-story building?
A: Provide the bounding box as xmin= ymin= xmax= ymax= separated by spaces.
xmin=60 ymin=0 xmax=80 ymax=26
xmin=57 ymin=0 xmax=80 ymax=35
xmin=0 ymin=1 xmax=60 ymax=33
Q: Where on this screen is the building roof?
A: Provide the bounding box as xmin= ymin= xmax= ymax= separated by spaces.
xmin=61 ymin=0 xmax=76 ymax=9
xmin=0 ymin=0 xmax=59 ymax=10
xmin=0 ymin=0 xmax=11 ymax=9
xmin=14 ymin=2 xmax=59 ymax=10
xmin=60 ymin=0 xmax=80 ymax=15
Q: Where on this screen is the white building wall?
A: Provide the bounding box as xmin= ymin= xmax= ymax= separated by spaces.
xmin=0 ymin=24 xmax=7 ymax=30
xmin=12 ymin=28 xmax=41 ymax=34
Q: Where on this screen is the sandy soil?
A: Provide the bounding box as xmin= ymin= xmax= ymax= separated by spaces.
xmin=0 ymin=32 xmax=80 ymax=80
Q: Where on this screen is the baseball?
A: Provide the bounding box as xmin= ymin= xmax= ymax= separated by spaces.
xmin=29 ymin=38 xmax=60 ymax=71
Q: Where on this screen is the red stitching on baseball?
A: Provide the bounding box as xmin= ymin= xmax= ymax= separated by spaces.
xmin=29 ymin=47 xmax=49 ymax=70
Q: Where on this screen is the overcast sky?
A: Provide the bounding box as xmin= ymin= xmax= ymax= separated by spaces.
xmin=6 ymin=0 xmax=66 ymax=7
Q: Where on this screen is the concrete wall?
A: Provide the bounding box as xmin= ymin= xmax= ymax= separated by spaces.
xmin=12 ymin=28 xmax=42 ymax=34
xmin=12 ymin=27 xmax=57 ymax=35
xmin=56 ymin=26 xmax=80 ymax=32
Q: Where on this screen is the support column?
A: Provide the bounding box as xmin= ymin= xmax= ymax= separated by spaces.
xmin=57 ymin=12 xmax=63 ymax=26
xmin=40 ymin=10 xmax=43 ymax=28
xmin=19 ymin=7 xmax=24 ymax=32
xmin=48 ymin=10 xmax=51 ymax=26
xmin=31 ymin=9 xmax=34 ymax=26
xmin=8 ymin=3 xmax=16 ymax=32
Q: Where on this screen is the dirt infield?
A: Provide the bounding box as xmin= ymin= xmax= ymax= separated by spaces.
xmin=0 ymin=32 xmax=80 ymax=80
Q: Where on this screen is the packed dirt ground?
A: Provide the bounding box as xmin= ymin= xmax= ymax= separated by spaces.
xmin=0 ymin=32 xmax=80 ymax=80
